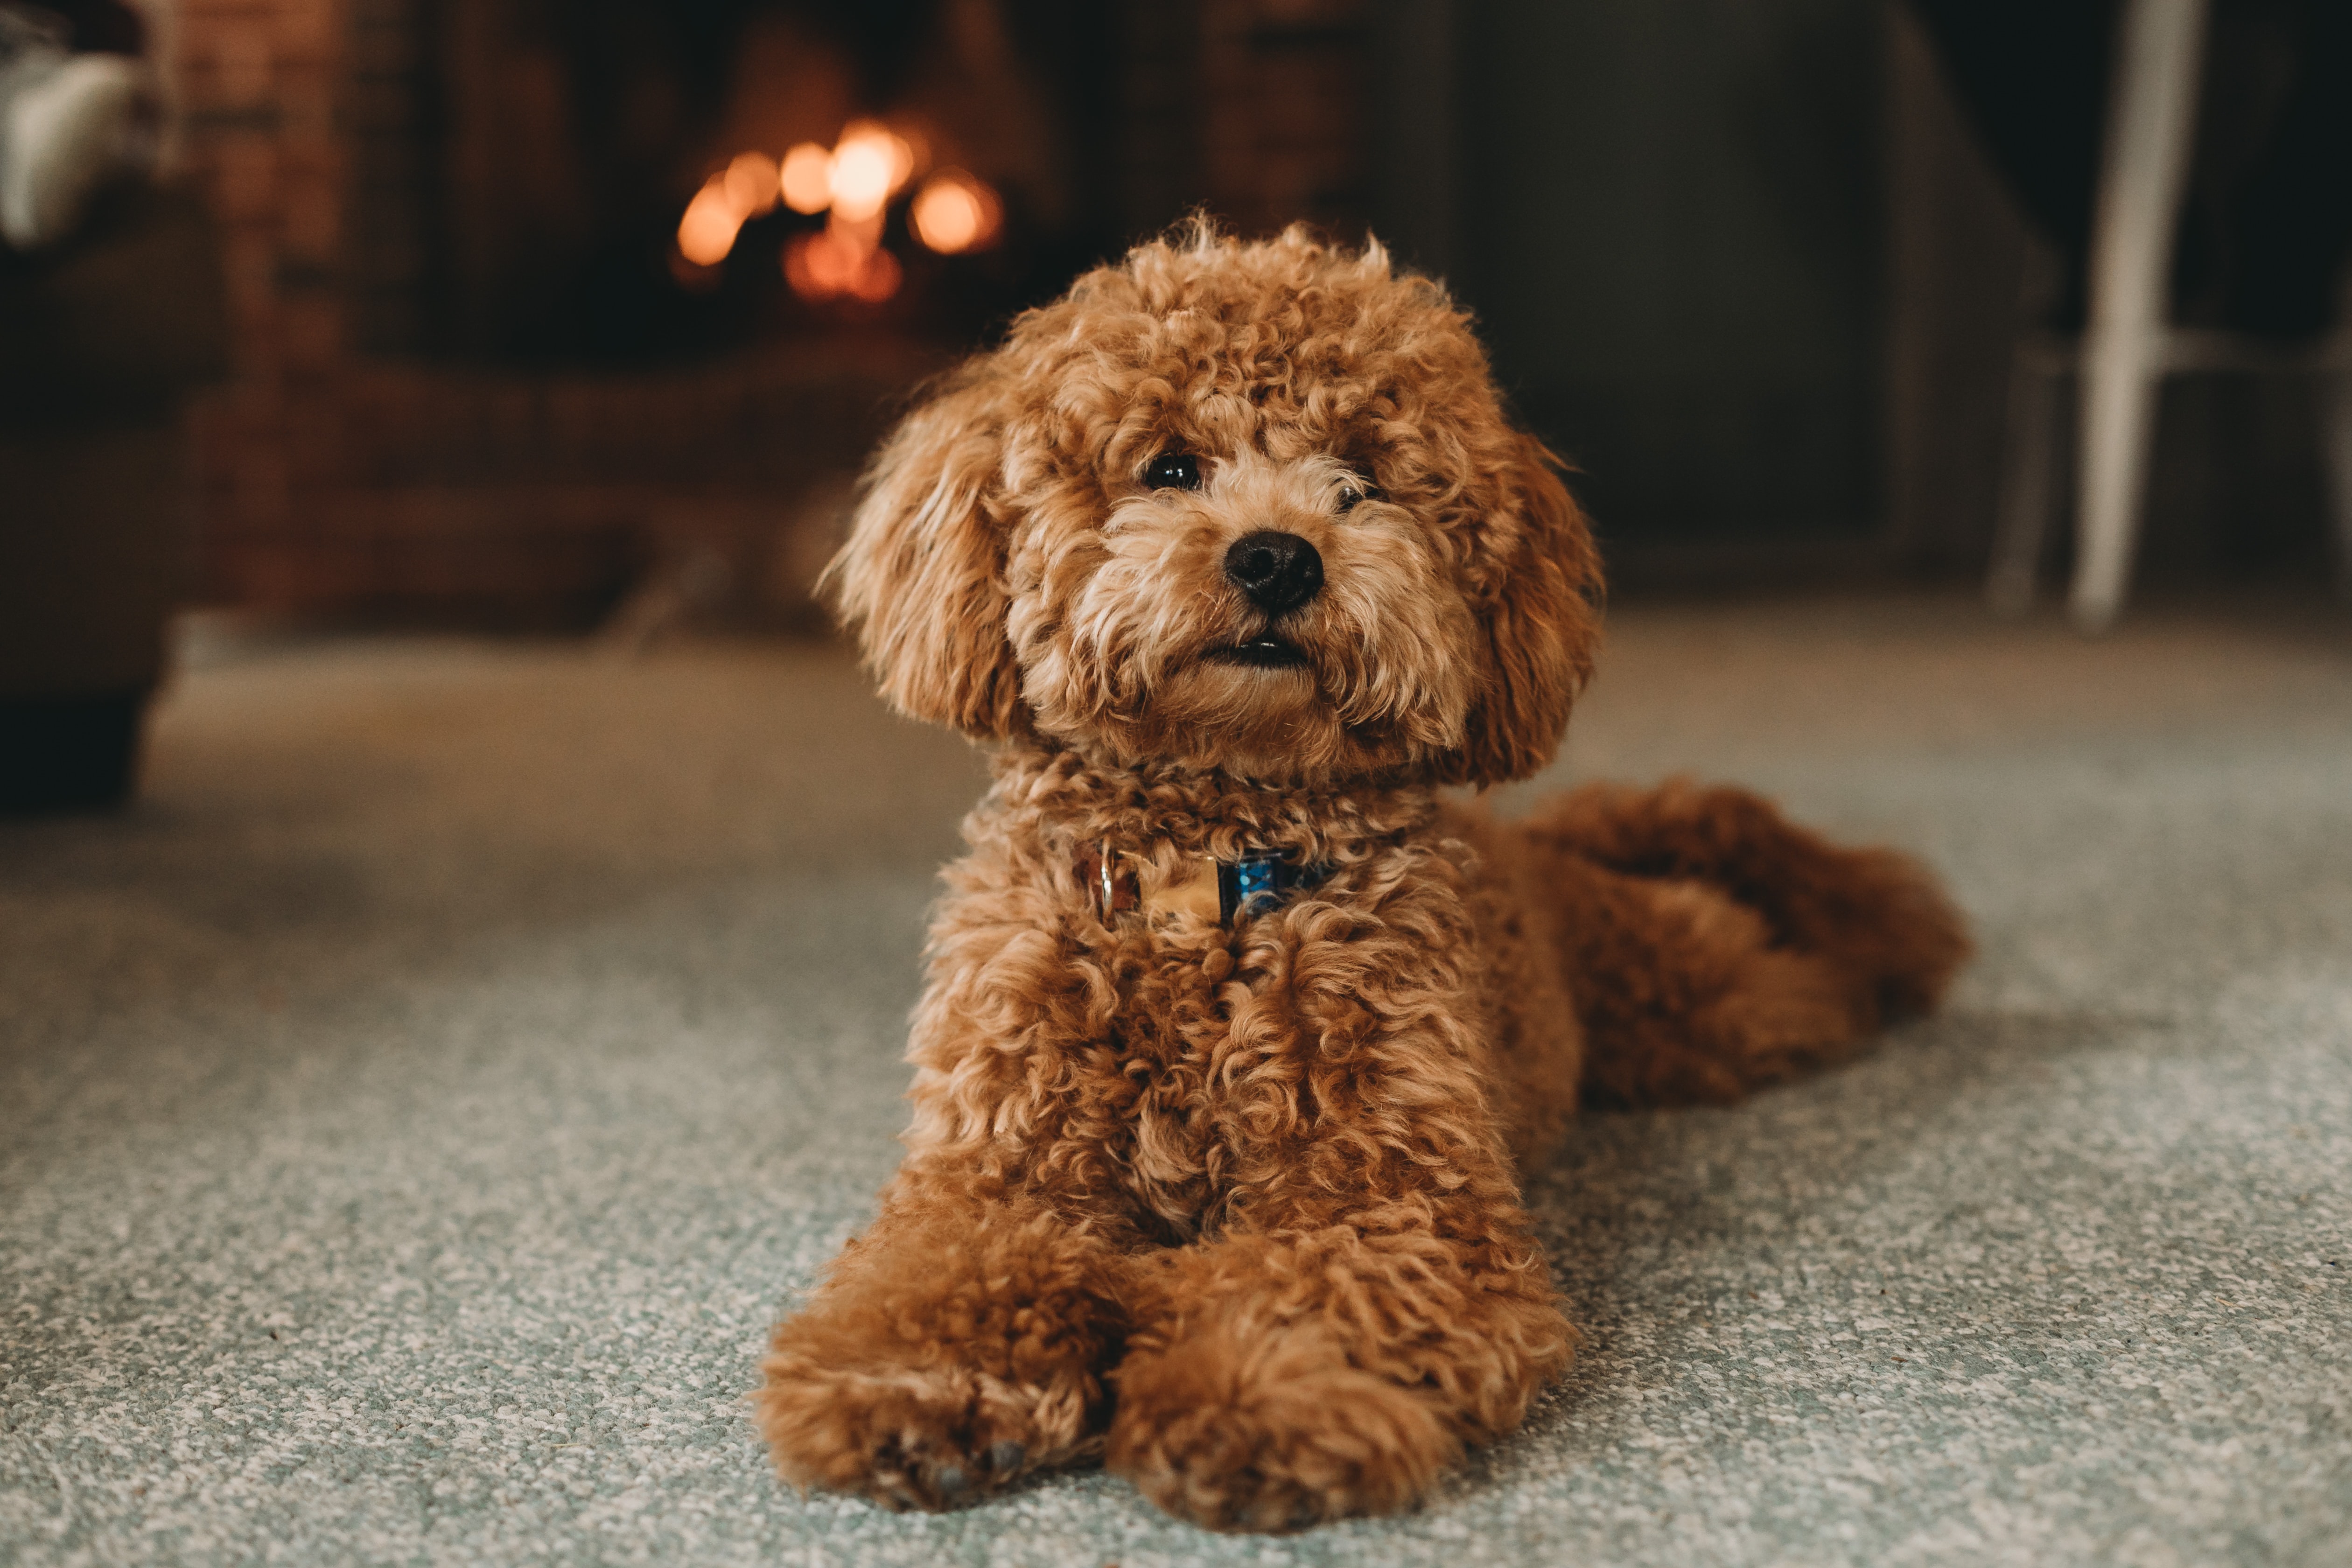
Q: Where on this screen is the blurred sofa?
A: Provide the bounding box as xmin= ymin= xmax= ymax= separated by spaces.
xmin=0 ymin=177 xmax=225 ymax=811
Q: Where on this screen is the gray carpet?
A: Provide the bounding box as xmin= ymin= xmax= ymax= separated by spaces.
xmin=3 ymin=594 xmax=2349 ymax=1567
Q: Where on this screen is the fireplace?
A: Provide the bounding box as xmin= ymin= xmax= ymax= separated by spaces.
xmin=174 ymin=0 xmax=1379 ymax=628
xmin=371 ymin=0 xmax=1130 ymax=365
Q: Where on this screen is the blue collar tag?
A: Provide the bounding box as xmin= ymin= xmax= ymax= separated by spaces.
xmin=1218 ymin=850 xmax=1329 ymax=924
xmin=1078 ymin=844 xmax=1330 ymax=926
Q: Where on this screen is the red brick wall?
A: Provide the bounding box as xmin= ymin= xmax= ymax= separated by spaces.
xmin=1198 ymin=0 xmax=1370 ymax=241
xmin=177 ymin=0 xmax=347 ymax=604
xmin=168 ymin=0 xmax=925 ymax=626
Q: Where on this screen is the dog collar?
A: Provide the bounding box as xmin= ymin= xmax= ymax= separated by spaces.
xmin=1076 ymin=842 xmax=1330 ymax=926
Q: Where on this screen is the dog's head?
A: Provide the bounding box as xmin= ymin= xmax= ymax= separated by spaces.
xmin=827 ymin=224 xmax=1603 ymax=786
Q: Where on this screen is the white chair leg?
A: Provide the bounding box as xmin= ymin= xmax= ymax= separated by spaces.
xmin=2072 ymin=333 xmax=2166 ymax=630
xmin=2070 ymin=0 xmax=2210 ymax=632
xmin=1989 ymin=349 xmax=2061 ymax=616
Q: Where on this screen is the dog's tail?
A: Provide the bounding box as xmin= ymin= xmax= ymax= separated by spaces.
xmin=1510 ymin=779 xmax=1971 ymax=1109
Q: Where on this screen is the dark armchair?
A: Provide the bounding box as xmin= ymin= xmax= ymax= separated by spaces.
xmin=0 ymin=176 xmax=227 ymax=810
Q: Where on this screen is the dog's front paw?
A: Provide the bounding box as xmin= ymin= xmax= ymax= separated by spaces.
xmin=756 ymin=1191 xmax=1129 ymax=1509
xmin=1107 ymin=1325 xmax=1458 ymax=1531
xmin=758 ymin=1351 xmax=1099 ymax=1512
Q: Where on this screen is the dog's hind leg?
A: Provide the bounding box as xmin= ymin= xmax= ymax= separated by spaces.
xmin=1515 ymin=779 xmax=1970 ymax=1108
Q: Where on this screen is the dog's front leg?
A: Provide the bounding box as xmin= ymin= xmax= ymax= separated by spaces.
xmin=1106 ymin=1142 xmax=1573 ymax=1530
xmin=756 ymin=1172 xmax=1130 ymax=1510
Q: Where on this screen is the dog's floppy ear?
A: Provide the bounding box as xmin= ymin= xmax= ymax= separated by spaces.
xmin=1442 ymin=435 xmax=1604 ymax=786
xmin=824 ymin=373 xmax=1024 ymax=739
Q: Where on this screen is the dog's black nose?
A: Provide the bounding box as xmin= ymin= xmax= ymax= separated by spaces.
xmin=1224 ymin=531 xmax=1324 ymax=613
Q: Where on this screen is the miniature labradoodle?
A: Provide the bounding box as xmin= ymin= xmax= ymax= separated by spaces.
xmin=756 ymin=224 xmax=1969 ymax=1531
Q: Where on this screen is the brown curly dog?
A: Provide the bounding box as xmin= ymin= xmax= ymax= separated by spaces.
xmin=756 ymin=224 xmax=1970 ymax=1531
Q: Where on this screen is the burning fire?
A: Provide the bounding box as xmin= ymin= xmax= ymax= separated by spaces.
xmin=910 ymin=169 xmax=1002 ymax=256
xmin=678 ymin=151 xmax=786 ymax=266
xmin=827 ymin=121 xmax=915 ymax=222
xmin=785 ymin=222 xmax=903 ymax=305
xmin=676 ymin=119 xmax=1000 ymax=305
xmin=778 ymin=144 xmax=832 ymax=214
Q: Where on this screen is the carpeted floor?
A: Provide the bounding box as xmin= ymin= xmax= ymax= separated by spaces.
xmin=3 ymin=593 xmax=2349 ymax=1568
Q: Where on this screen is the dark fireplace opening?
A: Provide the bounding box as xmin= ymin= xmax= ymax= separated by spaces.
xmin=351 ymin=0 xmax=1127 ymax=366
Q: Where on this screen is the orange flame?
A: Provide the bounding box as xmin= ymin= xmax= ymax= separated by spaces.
xmin=779 ymin=143 xmax=832 ymax=213
xmin=828 ymin=120 xmax=913 ymax=222
xmin=676 ymin=176 xmax=743 ymax=266
xmin=681 ymin=119 xmax=943 ymax=299
xmin=910 ymin=169 xmax=1002 ymax=254
xmin=785 ymin=215 xmax=901 ymax=305
xmin=722 ymin=151 xmax=780 ymax=218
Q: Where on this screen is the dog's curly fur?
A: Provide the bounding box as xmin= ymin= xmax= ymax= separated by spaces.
xmin=756 ymin=223 xmax=1971 ymax=1531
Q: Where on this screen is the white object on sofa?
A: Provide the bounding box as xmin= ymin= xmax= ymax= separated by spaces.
xmin=0 ymin=11 xmax=151 ymax=251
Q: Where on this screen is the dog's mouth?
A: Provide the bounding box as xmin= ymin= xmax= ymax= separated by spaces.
xmin=1205 ymin=634 xmax=1310 ymax=670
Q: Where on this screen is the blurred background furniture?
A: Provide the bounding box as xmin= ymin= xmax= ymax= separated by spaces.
xmin=1995 ymin=0 xmax=2352 ymax=627
xmin=0 ymin=175 xmax=227 ymax=811
xmin=1912 ymin=0 xmax=2352 ymax=629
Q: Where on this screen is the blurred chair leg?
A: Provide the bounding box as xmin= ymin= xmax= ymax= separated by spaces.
xmin=2324 ymin=364 xmax=2352 ymax=600
xmin=2070 ymin=0 xmax=2209 ymax=633
xmin=1988 ymin=349 xmax=2061 ymax=616
xmin=2072 ymin=335 xmax=2166 ymax=631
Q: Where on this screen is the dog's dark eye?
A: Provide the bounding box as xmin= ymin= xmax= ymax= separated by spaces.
xmin=1337 ymin=482 xmax=1377 ymax=514
xmin=1144 ymin=453 xmax=1200 ymax=491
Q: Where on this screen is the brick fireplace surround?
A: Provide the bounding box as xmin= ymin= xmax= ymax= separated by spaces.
xmin=166 ymin=0 xmax=1371 ymax=627
xmin=174 ymin=0 xmax=925 ymax=626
